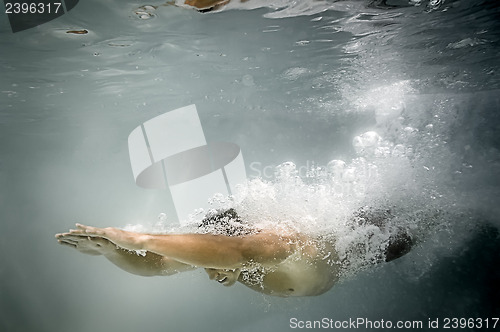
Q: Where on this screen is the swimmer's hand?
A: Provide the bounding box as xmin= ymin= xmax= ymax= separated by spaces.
xmin=56 ymin=224 xmax=145 ymax=252
xmin=55 ymin=232 xmax=115 ymax=256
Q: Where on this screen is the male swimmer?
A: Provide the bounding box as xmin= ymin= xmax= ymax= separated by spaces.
xmin=56 ymin=209 xmax=412 ymax=297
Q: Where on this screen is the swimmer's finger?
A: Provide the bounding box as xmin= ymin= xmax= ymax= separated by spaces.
xmin=55 ymin=232 xmax=78 ymax=238
xmin=74 ymin=223 xmax=105 ymax=236
xmin=55 ymin=232 xmax=71 ymax=239
xmin=65 ymin=228 xmax=86 ymax=235
xmin=58 ymin=237 xmax=78 ymax=245
xmin=65 ymin=227 xmax=92 ymax=236
xmin=87 ymin=236 xmax=111 ymax=246
xmin=58 ymin=239 xmax=77 ymax=248
xmin=56 ymin=233 xmax=87 ymax=241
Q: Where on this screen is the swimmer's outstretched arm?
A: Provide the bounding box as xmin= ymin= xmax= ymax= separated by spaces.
xmin=56 ymin=234 xmax=195 ymax=276
xmin=57 ymin=224 xmax=300 ymax=270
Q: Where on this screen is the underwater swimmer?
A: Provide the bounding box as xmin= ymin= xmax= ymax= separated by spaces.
xmin=55 ymin=209 xmax=412 ymax=297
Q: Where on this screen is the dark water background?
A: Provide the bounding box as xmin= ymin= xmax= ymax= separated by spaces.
xmin=0 ymin=0 xmax=499 ymax=331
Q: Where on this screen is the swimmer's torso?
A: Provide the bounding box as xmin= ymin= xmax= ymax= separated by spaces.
xmin=204 ymin=234 xmax=341 ymax=297
xmin=200 ymin=209 xmax=341 ymax=297
xmin=237 ymin=238 xmax=340 ymax=297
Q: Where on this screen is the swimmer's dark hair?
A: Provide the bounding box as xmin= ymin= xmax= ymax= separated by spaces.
xmin=199 ymin=208 xmax=253 ymax=236
xmin=354 ymin=207 xmax=413 ymax=262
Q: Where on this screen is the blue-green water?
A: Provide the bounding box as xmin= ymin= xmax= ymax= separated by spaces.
xmin=1 ymin=0 xmax=499 ymax=331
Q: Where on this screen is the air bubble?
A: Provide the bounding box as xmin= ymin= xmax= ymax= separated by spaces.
xmin=392 ymin=144 xmax=406 ymax=157
xmin=327 ymin=160 xmax=346 ymax=178
xmin=353 ymin=131 xmax=382 ymax=157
